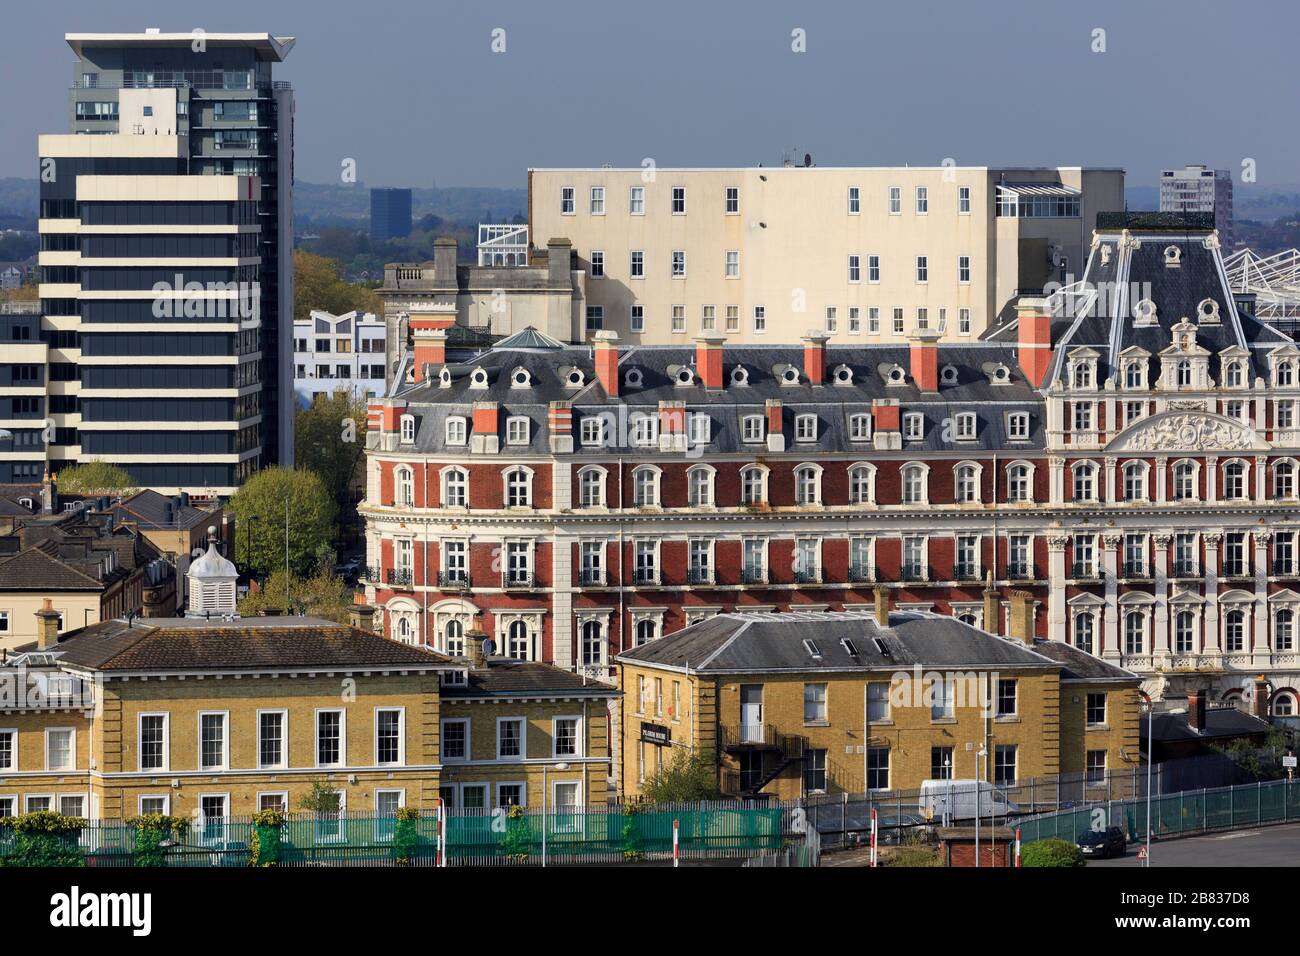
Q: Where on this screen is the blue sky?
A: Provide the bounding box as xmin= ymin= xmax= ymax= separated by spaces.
xmin=3 ymin=0 xmax=1297 ymax=190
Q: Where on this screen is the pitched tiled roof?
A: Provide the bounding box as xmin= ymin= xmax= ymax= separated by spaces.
xmin=1028 ymin=639 xmax=1136 ymax=681
xmin=1142 ymin=707 xmax=1272 ymax=743
xmin=53 ymin=616 xmax=453 ymax=673
xmin=440 ymin=656 xmax=616 ymax=698
xmin=107 ymin=489 xmax=212 ymax=530
xmin=0 ymin=547 xmax=103 ymax=590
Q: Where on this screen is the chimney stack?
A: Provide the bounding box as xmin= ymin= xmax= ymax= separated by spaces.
xmin=982 ymin=573 xmax=1001 ymax=635
xmin=349 ymin=599 xmax=376 ymax=634
xmin=547 ymin=238 xmax=573 ymax=285
xmin=432 ymin=236 xmax=458 ymax=284
xmin=1187 ymin=689 xmax=1207 ymax=732
xmin=548 ymin=401 xmax=574 ymax=454
xmin=1007 ymin=590 xmax=1035 ymax=644
xmin=35 ymin=598 xmax=59 ymax=649
xmin=873 ymin=586 xmax=891 ymax=628
xmin=802 ymin=330 xmax=830 ymax=385
xmin=466 ymin=626 xmax=488 ymax=669
xmin=694 ymin=331 xmax=726 ymax=390
xmin=593 ymin=330 xmax=619 ymax=397
xmin=1016 ymin=297 xmax=1054 ymax=388
xmin=908 ymin=328 xmax=941 ymax=392
xmin=411 ymin=326 xmax=447 ymax=384
xmin=1252 ymin=675 xmax=1271 ymax=719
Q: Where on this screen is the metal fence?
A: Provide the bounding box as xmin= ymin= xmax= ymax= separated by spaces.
xmin=1016 ymin=778 xmax=1300 ymax=845
xmin=1 ymin=803 xmax=803 ymax=868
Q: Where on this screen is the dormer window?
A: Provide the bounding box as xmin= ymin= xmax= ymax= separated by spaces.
xmin=445 ymin=417 xmax=467 ymax=445
xmin=886 ymin=365 xmax=906 ymax=386
xmin=954 ymin=412 xmax=977 ymax=440
xmin=506 ymin=416 xmax=530 ymax=445
xmin=510 ymin=367 xmax=531 ymax=388
xmin=1164 ymin=245 xmax=1181 ymax=267
xmin=832 ymin=365 xmax=853 ymax=385
xmin=781 ymin=366 xmax=800 ymax=386
xmin=438 ymin=368 xmax=453 ymax=388
xmin=470 ymin=368 xmax=489 ymax=389
xmin=940 ymin=365 xmax=958 ymax=385
xmin=1176 ymin=360 xmax=1193 ymax=388
xmin=1198 ymin=298 xmax=1220 ymax=325
xmin=399 ymin=414 xmax=416 ymax=444
xmin=674 ymin=367 xmax=695 ymax=387
xmin=848 ymin=413 xmax=872 ymax=441
xmin=988 ymin=364 xmax=1010 ymax=385
xmin=730 ymin=366 xmax=749 ymax=386
xmin=741 ymin=415 xmax=765 ymax=443
xmin=631 ymin=413 xmax=658 ymax=446
xmin=1133 ymin=298 xmax=1157 ymax=327
xmin=903 ymin=413 xmax=924 ymax=441
xmin=795 ymin=414 xmax=818 ymax=442
xmin=565 ymin=368 xmax=585 ymax=388
xmin=1006 ymin=412 xmax=1030 ymax=440
xmin=1278 ymin=362 xmax=1294 ymax=387
xmin=580 ymin=416 xmax=606 ymax=446
xmin=1073 ymin=363 xmax=1092 ymax=389
xmin=1123 ymin=359 xmax=1146 ymax=389
xmin=624 ymin=368 xmax=643 ymax=389
xmin=1224 ymin=359 xmax=1245 ymax=388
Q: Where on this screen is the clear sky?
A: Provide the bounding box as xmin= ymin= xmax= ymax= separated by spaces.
xmin=3 ymin=0 xmax=1297 ymax=190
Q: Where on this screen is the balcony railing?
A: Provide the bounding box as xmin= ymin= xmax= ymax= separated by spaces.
xmin=1171 ymin=560 xmax=1199 ymax=577
xmin=741 ymin=566 xmax=767 ymax=584
xmin=954 ymin=563 xmax=979 ymax=580
xmin=848 ymin=563 xmax=874 ymax=583
xmin=901 ymin=564 xmax=926 ymax=582
xmin=578 ymin=567 xmax=606 ymax=587
xmin=502 ymin=571 xmax=535 ymax=589
xmin=1122 ymin=562 xmax=1149 ymax=579
xmin=633 ymin=568 xmax=660 ymax=586
xmin=362 ymin=565 xmax=383 ymax=583
xmin=387 ymin=568 xmax=413 ymax=587
xmin=687 ymin=566 xmax=714 ymax=585
xmin=1222 ymin=561 xmax=1250 ymax=578
xmin=1007 ymin=562 xmax=1033 ymax=580
xmin=438 ymin=570 xmax=470 ymax=590
xmin=793 ymin=567 xmax=821 ymax=584
xmin=1273 ymin=560 xmax=1296 ymax=576
xmin=1071 ymin=562 xmax=1099 ymax=580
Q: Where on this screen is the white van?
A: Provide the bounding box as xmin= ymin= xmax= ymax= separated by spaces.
xmin=919 ymin=779 xmax=1020 ymax=822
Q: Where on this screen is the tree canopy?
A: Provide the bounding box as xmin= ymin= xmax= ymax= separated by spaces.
xmin=55 ymin=461 xmax=137 ymax=496
xmin=640 ymin=748 xmax=721 ymax=804
xmin=294 ymin=390 xmax=368 ymax=509
xmin=236 ymin=568 xmax=355 ymax=622
xmin=229 ymin=466 xmax=336 ymax=577
xmin=293 ymin=249 xmax=381 ymax=322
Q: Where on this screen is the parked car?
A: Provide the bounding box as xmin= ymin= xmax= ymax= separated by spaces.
xmin=1077 ymin=826 xmax=1127 ymax=859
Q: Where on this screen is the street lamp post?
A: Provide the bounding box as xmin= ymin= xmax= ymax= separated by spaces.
xmin=1145 ymin=694 xmax=1154 ymax=867
xmin=541 ymin=762 xmax=570 ymax=867
xmin=975 ymin=747 xmax=987 ymax=868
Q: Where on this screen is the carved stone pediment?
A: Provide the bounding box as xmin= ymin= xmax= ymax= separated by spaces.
xmin=1106 ymin=410 xmax=1268 ymax=454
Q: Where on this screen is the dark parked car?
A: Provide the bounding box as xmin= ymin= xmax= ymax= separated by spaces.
xmin=1077 ymin=826 xmax=1126 ymax=859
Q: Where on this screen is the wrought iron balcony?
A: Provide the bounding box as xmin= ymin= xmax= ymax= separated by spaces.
xmin=687 ymin=566 xmax=715 ymax=585
xmin=1122 ymin=562 xmax=1149 ymax=579
xmin=502 ymin=570 xmax=535 ymax=590
xmin=954 ymin=563 xmax=980 ymax=580
xmin=387 ymin=568 xmax=413 ymax=587
xmin=1006 ymin=562 xmax=1033 ymax=580
xmin=1071 ymin=562 xmax=1099 ymax=580
xmin=741 ymin=566 xmax=767 ymax=585
xmin=1222 ymin=561 xmax=1250 ymax=578
xmin=633 ymin=568 xmax=660 ymax=586
xmin=901 ymin=564 xmax=926 ymax=582
xmin=438 ymin=570 xmax=470 ymax=590
xmin=1171 ymin=560 xmax=1199 ymax=577
xmin=793 ymin=566 xmax=821 ymax=584
xmin=848 ymin=563 xmax=874 ymax=583
xmin=1273 ymin=560 xmax=1297 ymax=576
xmin=578 ymin=567 xmax=606 ymax=587
xmin=362 ymin=565 xmax=383 ymax=583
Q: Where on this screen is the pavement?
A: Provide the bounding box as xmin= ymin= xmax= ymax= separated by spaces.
xmin=1089 ymin=822 xmax=1300 ymax=867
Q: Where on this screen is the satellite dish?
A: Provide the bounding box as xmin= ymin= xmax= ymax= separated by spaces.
xmin=482 ymin=637 xmax=496 ymax=657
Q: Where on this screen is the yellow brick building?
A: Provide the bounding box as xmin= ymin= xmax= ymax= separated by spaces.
xmin=0 ymin=608 xmax=615 ymax=820
xmin=615 ymin=591 xmax=1140 ymax=801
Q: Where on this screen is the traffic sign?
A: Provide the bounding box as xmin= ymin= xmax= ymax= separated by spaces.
xmin=1137 ymin=845 xmax=1148 ymax=860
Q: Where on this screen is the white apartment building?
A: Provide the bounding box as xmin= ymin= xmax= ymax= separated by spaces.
xmin=1160 ymin=165 xmax=1234 ymax=250
xmin=527 ymin=165 xmax=1124 ymax=344
xmin=293 ymin=310 xmax=387 ymax=406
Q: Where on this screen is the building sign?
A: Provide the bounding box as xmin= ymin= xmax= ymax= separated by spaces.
xmin=640 ymin=722 xmax=670 ymax=747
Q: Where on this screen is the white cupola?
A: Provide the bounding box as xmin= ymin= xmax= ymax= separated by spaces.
xmin=186 ymin=526 xmax=238 ymax=618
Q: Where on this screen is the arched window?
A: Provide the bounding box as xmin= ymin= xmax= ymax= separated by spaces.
xmin=1123 ymin=462 xmax=1146 ymax=501
xmin=632 ymin=467 xmax=659 ymax=507
xmin=1073 ymin=612 xmax=1095 ymax=654
xmin=580 ymin=620 xmax=604 ymax=666
xmin=1007 ymin=463 xmax=1032 ymax=502
xmin=687 ymin=466 xmax=714 ymax=507
xmin=1176 ymin=360 xmax=1193 ymax=387
xmin=442 ymin=468 xmax=468 ymax=508
xmin=1172 ymin=461 xmax=1196 ymax=500
xmin=1273 ymin=692 xmax=1296 ymax=717
xmin=395 ymin=467 xmax=414 ymax=507
xmin=1225 ymin=609 xmax=1246 ymax=652
xmin=1225 ymin=360 xmax=1244 ymax=387
xmin=1279 ymin=361 xmax=1294 ymax=387
xmin=902 ymin=464 xmax=926 ymax=504
xmin=1276 ymin=608 xmax=1294 ymax=652
xmin=1073 ymin=363 xmax=1092 ymax=388
xmin=1124 ymin=361 xmax=1143 ymax=389
xmin=955 ymin=464 xmax=979 ymax=503
xmin=1275 ymin=461 xmax=1296 ymax=500
xmin=1175 ymin=610 xmax=1195 ymax=654
xmin=396 ymin=616 xmax=414 ymax=644
xmin=794 ymin=465 xmax=821 ymax=505
xmin=445 ymin=618 xmax=465 ymax=657
xmin=506 ymin=620 xmax=530 ymax=659
xmin=740 ymin=466 xmax=766 ymax=505
xmin=578 ymin=468 xmax=605 ymax=508
xmin=956 ymin=611 xmax=978 ymax=627
xmin=1223 ymin=460 xmax=1247 ymax=500
xmin=1124 ymin=611 xmax=1145 ymax=656
xmin=1073 ymin=463 xmax=1096 ymax=502
xmin=635 ymin=618 xmax=658 ymax=645
xmin=505 ymin=468 xmax=532 ymax=508
xmin=849 ymin=465 xmax=874 ymax=505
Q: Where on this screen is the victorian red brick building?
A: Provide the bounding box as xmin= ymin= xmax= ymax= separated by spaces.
xmin=360 ymin=214 xmax=1300 ymax=712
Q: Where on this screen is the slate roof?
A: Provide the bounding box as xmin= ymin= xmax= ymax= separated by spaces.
xmin=614 ymin=610 xmax=1134 ymax=677
xmin=1027 ymin=639 xmax=1136 ymax=682
xmin=51 ymin=616 xmax=453 ymax=673
xmin=392 ymin=339 xmax=1046 ymax=456
xmin=440 ymin=655 xmax=616 ymax=699
xmin=1141 ymin=707 xmax=1272 ymax=743
xmin=0 ymin=547 xmax=102 ymax=590
xmin=105 ymin=489 xmax=212 ymax=530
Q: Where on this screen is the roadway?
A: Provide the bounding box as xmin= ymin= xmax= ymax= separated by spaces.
xmin=1090 ymin=822 xmax=1300 ymax=867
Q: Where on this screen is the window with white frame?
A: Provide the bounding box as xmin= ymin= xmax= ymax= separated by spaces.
xmin=889 ymin=186 xmax=901 ymax=214
xmin=958 ymin=255 xmax=971 ymax=283
xmin=795 ymin=414 xmax=818 ymax=442
xmin=903 ymin=413 xmax=924 ymax=441
xmin=497 ymin=718 xmax=525 ymax=759
xmin=849 ymin=413 xmax=872 ymax=441
xmin=915 ymin=186 xmax=928 ymax=214
xmin=688 ymin=466 xmax=714 ymax=507
xmin=553 ymin=716 xmax=581 ymax=758
xmin=505 ymin=467 xmax=532 ymax=507
xmin=589 ymin=186 xmax=605 ymax=214
xmin=560 ymin=186 xmax=575 ymax=214
xmin=578 ymin=467 xmax=605 ymax=507
xmin=848 ymin=186 xmax=860 ymax=214
xmin=139 ymin=714 xmax=167 ymax=772
xmin=848 ymin=255 xmax=861 ymax=283
xmin=258 ymin=711 xmax=285 ymax=769
xmin=753 ymin=305 xmax=766 ymax=332
xmin=199 ymin=712 xmax=228 ymax=770
xmin=725 ymin=186 xmax=739 ymax=214
xmin=395 ymin=467 xmax=414 ymax=507
xmin=633 ymin=467 xmax=660 ymax=507
xmin=849 ymin=465 xmax=875 ymax=504
xmin=632 ymin=414 xmax=658 ymax=447
xmin=955 ymin=464 xmax=980 ymax=503
xmin=506 ymin=416 xmax=530 ymax=446
xmin=741 ymin=415 xmax=765 ymax=443
xmin=958 ymin=185 xmax=971 ymax=213
xmin=954 ymin=412 xmax=977 ymax=440
xmin=400 ymin=414 xmax=415 ymax=444
xmin=442 ymin=467 xmax=468 ymax=507
xmin=689 ymin=412 xmax=711 ymax=445
xmin=1007 ymin=412 xmax=1029 ymax=440
xmin=45 ymin=728 xmax=73 ymax=771
xmin=740 ymin=465 xmax=766 ymax=505
xmin=629 ymin=185 xmax=645 ymax=214
xmin=1007 ymin=463 xmax=1032 ymax=502
xmin=580 ymin=416 xmax=606 ymax=447
xmin=316 ymin=710 xmax=344 ymax=767
xmin=375 ymin=708 xmax=404 ymax=766
xmin=916 ymin=256 xmax=928 ymax=283
xmin=725 ymin=251 xmax=739 ymax=278
xmin=671 ymin=251 xmax=686 ymax=277
xmin=671 ymin=186 xmax=686 ymax=214
xmin=445 ymin=417 xmax=467 ymax=445
xmin=795 ymin=465 xmax=821 ymax=505
xmin=902 ymin=464 xmax=927 ymax=504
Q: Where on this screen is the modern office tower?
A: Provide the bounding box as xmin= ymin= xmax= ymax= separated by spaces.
xmin=370 ymin=187 xmax=413 ymax=242
xmin=526 ymin=166 xmax=1124 ymax=344
xmin=1160 ymin=165 xmax=1234 ymax=249
xmin=26 ymin=30 xmax=295 ymax=496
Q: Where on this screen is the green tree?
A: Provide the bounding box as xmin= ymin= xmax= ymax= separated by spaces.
xmin=55 ymin=460 xmax=137 ymax=495
xmin=237 ymin=569 xmax=355 ymax=623
xmin=1020 ymin=838 xmax=1086 ymax=867
xmin=294 ymin=389 xmax=368 ymax=515
xmin=293 ymin=250 xmax=381 ymax=321
xmin=298 ymin=782 xmax=342 ymax=814
xmin=230 ymin=467 xmax=336 ymax=578
xmin=640 ymin=747 xmax=721 ymax=803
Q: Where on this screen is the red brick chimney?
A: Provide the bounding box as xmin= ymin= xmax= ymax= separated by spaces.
xmin=802 ymin=330 xmax=830 ymax=385
xmin=694 ymin=331 xmax=725 ymax=390
xmin=908 ymin=329 xmax=941 ymax=392
xmin=1187 ymin=690 xmax=1207 ymax=732
xmin=1016 ymin=297 xmax=1054 ymax=388
xmin=411 ymin=325 xmax=447 ymax=383
xmin=593 ymin=331 xmax=619 ymax=397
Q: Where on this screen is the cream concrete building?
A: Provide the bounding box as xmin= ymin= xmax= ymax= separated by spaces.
xmin=527 ymin=166 xmax=1124 ymax=344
